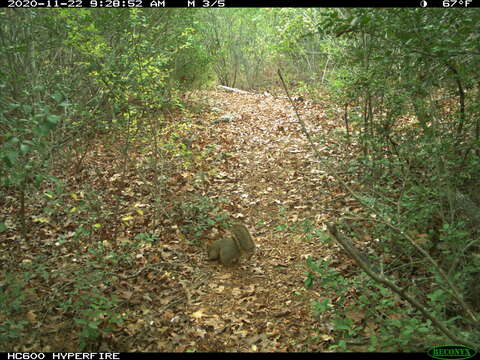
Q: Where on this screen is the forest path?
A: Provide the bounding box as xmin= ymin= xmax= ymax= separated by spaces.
xmin=166 ymin=89 xmax=352 ymax=351
xmin=1 ymin=88 xmax=359 ymax=352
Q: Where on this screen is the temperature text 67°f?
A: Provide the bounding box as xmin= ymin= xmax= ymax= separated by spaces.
xmin=443 ymin=0 xmax=473 ymax=6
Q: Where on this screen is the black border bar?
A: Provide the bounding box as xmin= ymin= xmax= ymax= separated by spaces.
xmin=3 ymin=0 xmax=478 ymax=8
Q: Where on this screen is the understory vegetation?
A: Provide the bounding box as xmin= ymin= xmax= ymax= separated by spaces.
xmin=1 ymin=8 xmax=479 ymax=352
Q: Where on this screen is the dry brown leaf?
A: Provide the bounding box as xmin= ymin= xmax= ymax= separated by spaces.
xmin=26 ymin=310 xmax=37 ymax=323
xmin=191 ymin=308 xmax=207 ymax=320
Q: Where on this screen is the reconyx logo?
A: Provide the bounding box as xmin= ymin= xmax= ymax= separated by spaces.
xmin=428 ymin=345 xmax=477 ymax=360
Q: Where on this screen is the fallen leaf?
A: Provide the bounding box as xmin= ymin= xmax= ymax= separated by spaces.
xmin=26 ymin=310 xmax=37 ymax=323
xmin=191 ymin=308 xmax=207 ymax=320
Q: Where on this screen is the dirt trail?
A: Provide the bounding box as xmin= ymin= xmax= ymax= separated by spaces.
xmin=166 ymin=89 xmax=347 ymax=351
xmin=1 ymin=89 xmax=361 ymax=351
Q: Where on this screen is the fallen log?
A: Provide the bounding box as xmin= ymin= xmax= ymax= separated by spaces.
xmin=217 ymin=85 xmax=250 ymax=94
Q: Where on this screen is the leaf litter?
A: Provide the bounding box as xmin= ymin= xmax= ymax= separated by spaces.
xmin=1 ymin=88 xmax=364 ymax=351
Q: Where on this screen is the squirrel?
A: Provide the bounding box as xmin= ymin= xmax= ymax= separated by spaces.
xmin=207 ymin=223 xmax=255 ymax=266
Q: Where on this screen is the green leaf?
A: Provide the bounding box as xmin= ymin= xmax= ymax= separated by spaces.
xmin=52 ymin=92 xmax=64 ymax=103
xmin=0 ymin=221 xmax=7 ymax=233
xmin=427 ymin=289 xmax=444 ymax=302
xmin=3 ymin=151 xmax=18 ymax=167
xmin=88 ymin=321 xmax=99 ymax=329
xmin=20 ymin=144 xmax=30 ymax=154
xmin=33 ymin=125 xmax=49 ymax=137
xmin=334 ymin=317 xmax=352 ymax=330
xmin=22 ymin=104 xmax=33 ymax=113
xmin=6 ymin=137 xmax=19 ymax=146
xmin=34 ymin=175 xmax=44 ymax=188
xmin=312 ymin=298 xmax=330 ymax=313
xmin=46 ymin=115 xmax=61 ymax=126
